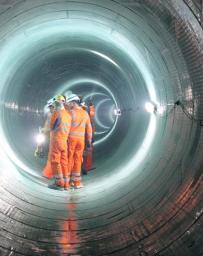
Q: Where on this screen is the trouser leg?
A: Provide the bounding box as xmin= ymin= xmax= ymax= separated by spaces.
xmin=86 ymin=146 xmax=93 ymax=171
xmin=61 ymin=141 xmax=70 ymax=189
xmin=43 ymin=159 xmax=53 ymax=179
xmin=68 ymin=138 xmax=76 ymax=186
xmin=71 ymin=140 xmax=85 ymax=187
xmin=50 ymin=140 xmax=64 ymax=187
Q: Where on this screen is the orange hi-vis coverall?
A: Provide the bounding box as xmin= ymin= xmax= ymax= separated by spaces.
xmin=68 ymin=106 xmax=92 ymax=186
xmin=89 ymin=105 xmax=96 ymax=133
xmin=49 ymin=108 xmax=71 ymax=188
xmin=43 ymin=160 xmax=52 ymax=179
xmin=83 ymin=104 xmax=95 ymax=172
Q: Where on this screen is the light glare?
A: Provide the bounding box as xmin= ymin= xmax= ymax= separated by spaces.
xmin=145 ymin=102 xmax=156 ymax=113
xmin=36 ymin=133 xmax=45 ymax=144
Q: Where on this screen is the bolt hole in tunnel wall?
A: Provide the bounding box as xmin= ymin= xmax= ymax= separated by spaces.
xmin=0 ymin=0 xmax=203 ymax=255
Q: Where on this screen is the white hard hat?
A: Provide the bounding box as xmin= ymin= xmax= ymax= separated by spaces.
xmin=66 ymin=94 xmax=80 ymax=103
xmin=44 ymin=98 xmax=54 ymax=114
xmin=46 ymin=98 xmax=54 ymax=107
xmin=63 ymin=90 xmax=72 ymax=99
xmin=81 ymin=102 xmax=87 ymax=107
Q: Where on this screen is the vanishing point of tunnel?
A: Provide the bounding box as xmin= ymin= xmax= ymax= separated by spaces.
xmin=0 ymin=0 xmax=203 ymax=255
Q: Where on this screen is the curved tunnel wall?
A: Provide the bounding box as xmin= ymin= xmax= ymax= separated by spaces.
xmin=0 ymin=0 xmax=203 ymax=255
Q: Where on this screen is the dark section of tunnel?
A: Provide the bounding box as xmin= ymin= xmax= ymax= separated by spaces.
xmin=0 ymin=0 xmax=203 ymax=255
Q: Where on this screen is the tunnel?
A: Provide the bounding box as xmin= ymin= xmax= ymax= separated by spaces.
xmin=0 ymin=0 xmax=203 ymax=255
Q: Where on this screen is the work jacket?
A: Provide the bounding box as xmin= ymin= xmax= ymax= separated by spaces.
xmin=50 ymin=108 xmax=72 ymax=140
xmin=69 ymin=106 xmax=92 ymax=142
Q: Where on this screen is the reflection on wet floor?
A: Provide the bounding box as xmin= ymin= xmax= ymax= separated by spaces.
xmin=57 ymin=200 xmax=80 ymax=255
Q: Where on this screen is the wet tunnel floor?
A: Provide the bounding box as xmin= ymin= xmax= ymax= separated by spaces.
xmin=0 ymin=165 xmax=124 ymax=256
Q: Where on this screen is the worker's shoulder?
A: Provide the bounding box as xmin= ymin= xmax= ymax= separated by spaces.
xmin=51 ymin=109 xmax=58 ymax=117
xmin=76 ymin=107 xmax=90 ymax=120
xmin=75 ymin=106 xmax=87 ymax=114
xmin=55 ymin=108 xmax=71 ymax=118
xmin=62 ymin=109 xmax=71 ymax=119
xmin=81 ymin=108 xmax=89 ymax=117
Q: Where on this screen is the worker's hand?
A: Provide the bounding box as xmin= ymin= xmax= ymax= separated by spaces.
xmin=86 ymin=141 xmax=92 ymax=149
xmin=34 ymin=149 xmax=38 ymax=157
xmin=34 ymin=147 xmax=45 ymax=158
xmin=40 ymin=127 xmax=46 ymax=134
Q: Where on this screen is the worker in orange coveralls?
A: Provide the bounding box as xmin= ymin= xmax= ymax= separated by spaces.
xmin=82 ymin=102 xmax=96 ymax=175
xmin=47 ymin=95 xmax=72 ymax=190
xmin=42 ymin=98 xmax=55 ymax=179
xmin=66 ymin=94 xmax=92 ymax=189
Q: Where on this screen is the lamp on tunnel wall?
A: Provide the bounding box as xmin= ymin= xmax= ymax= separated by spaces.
xmin=145 ymin=102 xmax=157 ymax=114
xmin=113 ymin=108 xmax=121 ymax=116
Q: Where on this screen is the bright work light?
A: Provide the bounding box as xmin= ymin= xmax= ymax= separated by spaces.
xmin=36 ymin=133 xmax=45 ymax=144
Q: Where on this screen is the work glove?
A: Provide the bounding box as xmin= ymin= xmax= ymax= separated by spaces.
xmin=34 ymin=149 xmax=39 ymax=158
xmin=86 ymin=141 xmax=92 ymax=149
xmin=40 ymin=127 xmax=47 ymax=134
xmin=34 ymin=147 xmax=45 ymax=158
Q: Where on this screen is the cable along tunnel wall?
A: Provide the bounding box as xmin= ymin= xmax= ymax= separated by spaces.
xmin=0 ymin=0 xmax=203 ymax=255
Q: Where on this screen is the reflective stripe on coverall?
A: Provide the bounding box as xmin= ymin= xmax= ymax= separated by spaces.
xmin=68 ymin=107 xmax=92 ymax=186
xmin=50 ymin=109 xmax=71 ymax=188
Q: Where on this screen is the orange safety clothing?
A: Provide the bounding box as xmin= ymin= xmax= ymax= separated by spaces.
xmin=89 ymin=105 xmax=96 ymax=133
xmin=68 ymin=106 xmax=92 ymax=186
xmin=89 ymin=105 xmax=95 ymax=116
xmin=82 ymin=104 xmax=95 ymax=172
xmin=83 ymin=145 xmax=93 ymax=172
xmin=50 ymin=108 xmax=71 ymax=140
xmin=68 ymin=138 xmax=85 ymax=186
xmin=69 ymin=107 xmax=92 ymax=142
xmin=43 ymin=159 xmax=53 ymax=179
xmin=49 ymin=108 xmax=71 ymax=188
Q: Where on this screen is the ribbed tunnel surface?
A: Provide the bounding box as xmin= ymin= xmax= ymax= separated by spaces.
xmin=0 ymin=0 xmax=203 ymax=255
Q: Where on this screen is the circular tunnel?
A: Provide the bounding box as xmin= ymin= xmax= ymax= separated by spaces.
xmin=0 ymin=0 xmax=203 ymax=255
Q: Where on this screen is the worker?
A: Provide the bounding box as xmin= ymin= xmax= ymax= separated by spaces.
xmin=35 ymin=98 xmax=55 ymax=160
xmin=66 ymin=94 xmax=92 ymax=189
xmin=43 ymin=98 xmax=55 ymax=134
xmin=47 ymin=95 xmax=72 ymax=190
xmin=41 ymin=98 xmax=56 ymax=179
xmin=82 ymin=102 xmax=96 ymax=174
xmin=88 ymin=102 xmax=96 ymax=136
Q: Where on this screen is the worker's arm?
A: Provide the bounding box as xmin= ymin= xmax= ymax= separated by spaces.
xmin=66 ymin=113 xmax=72 ymax=136
xmin=41 ymin=112 xmax=52 ymax=134
xmin=50 ymin=111 xmax=60 ymax=131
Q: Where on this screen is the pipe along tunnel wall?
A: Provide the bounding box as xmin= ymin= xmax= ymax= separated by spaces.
xmin=0 ymin=0 xmax=203 ymax=255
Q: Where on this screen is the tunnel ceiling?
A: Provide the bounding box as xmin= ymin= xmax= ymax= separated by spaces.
xmin=0 ymin=0 xmax=203 ymax=255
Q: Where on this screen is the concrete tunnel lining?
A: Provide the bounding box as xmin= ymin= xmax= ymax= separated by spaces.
xmin=0 ymin=0 xmax=203 ymax=255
